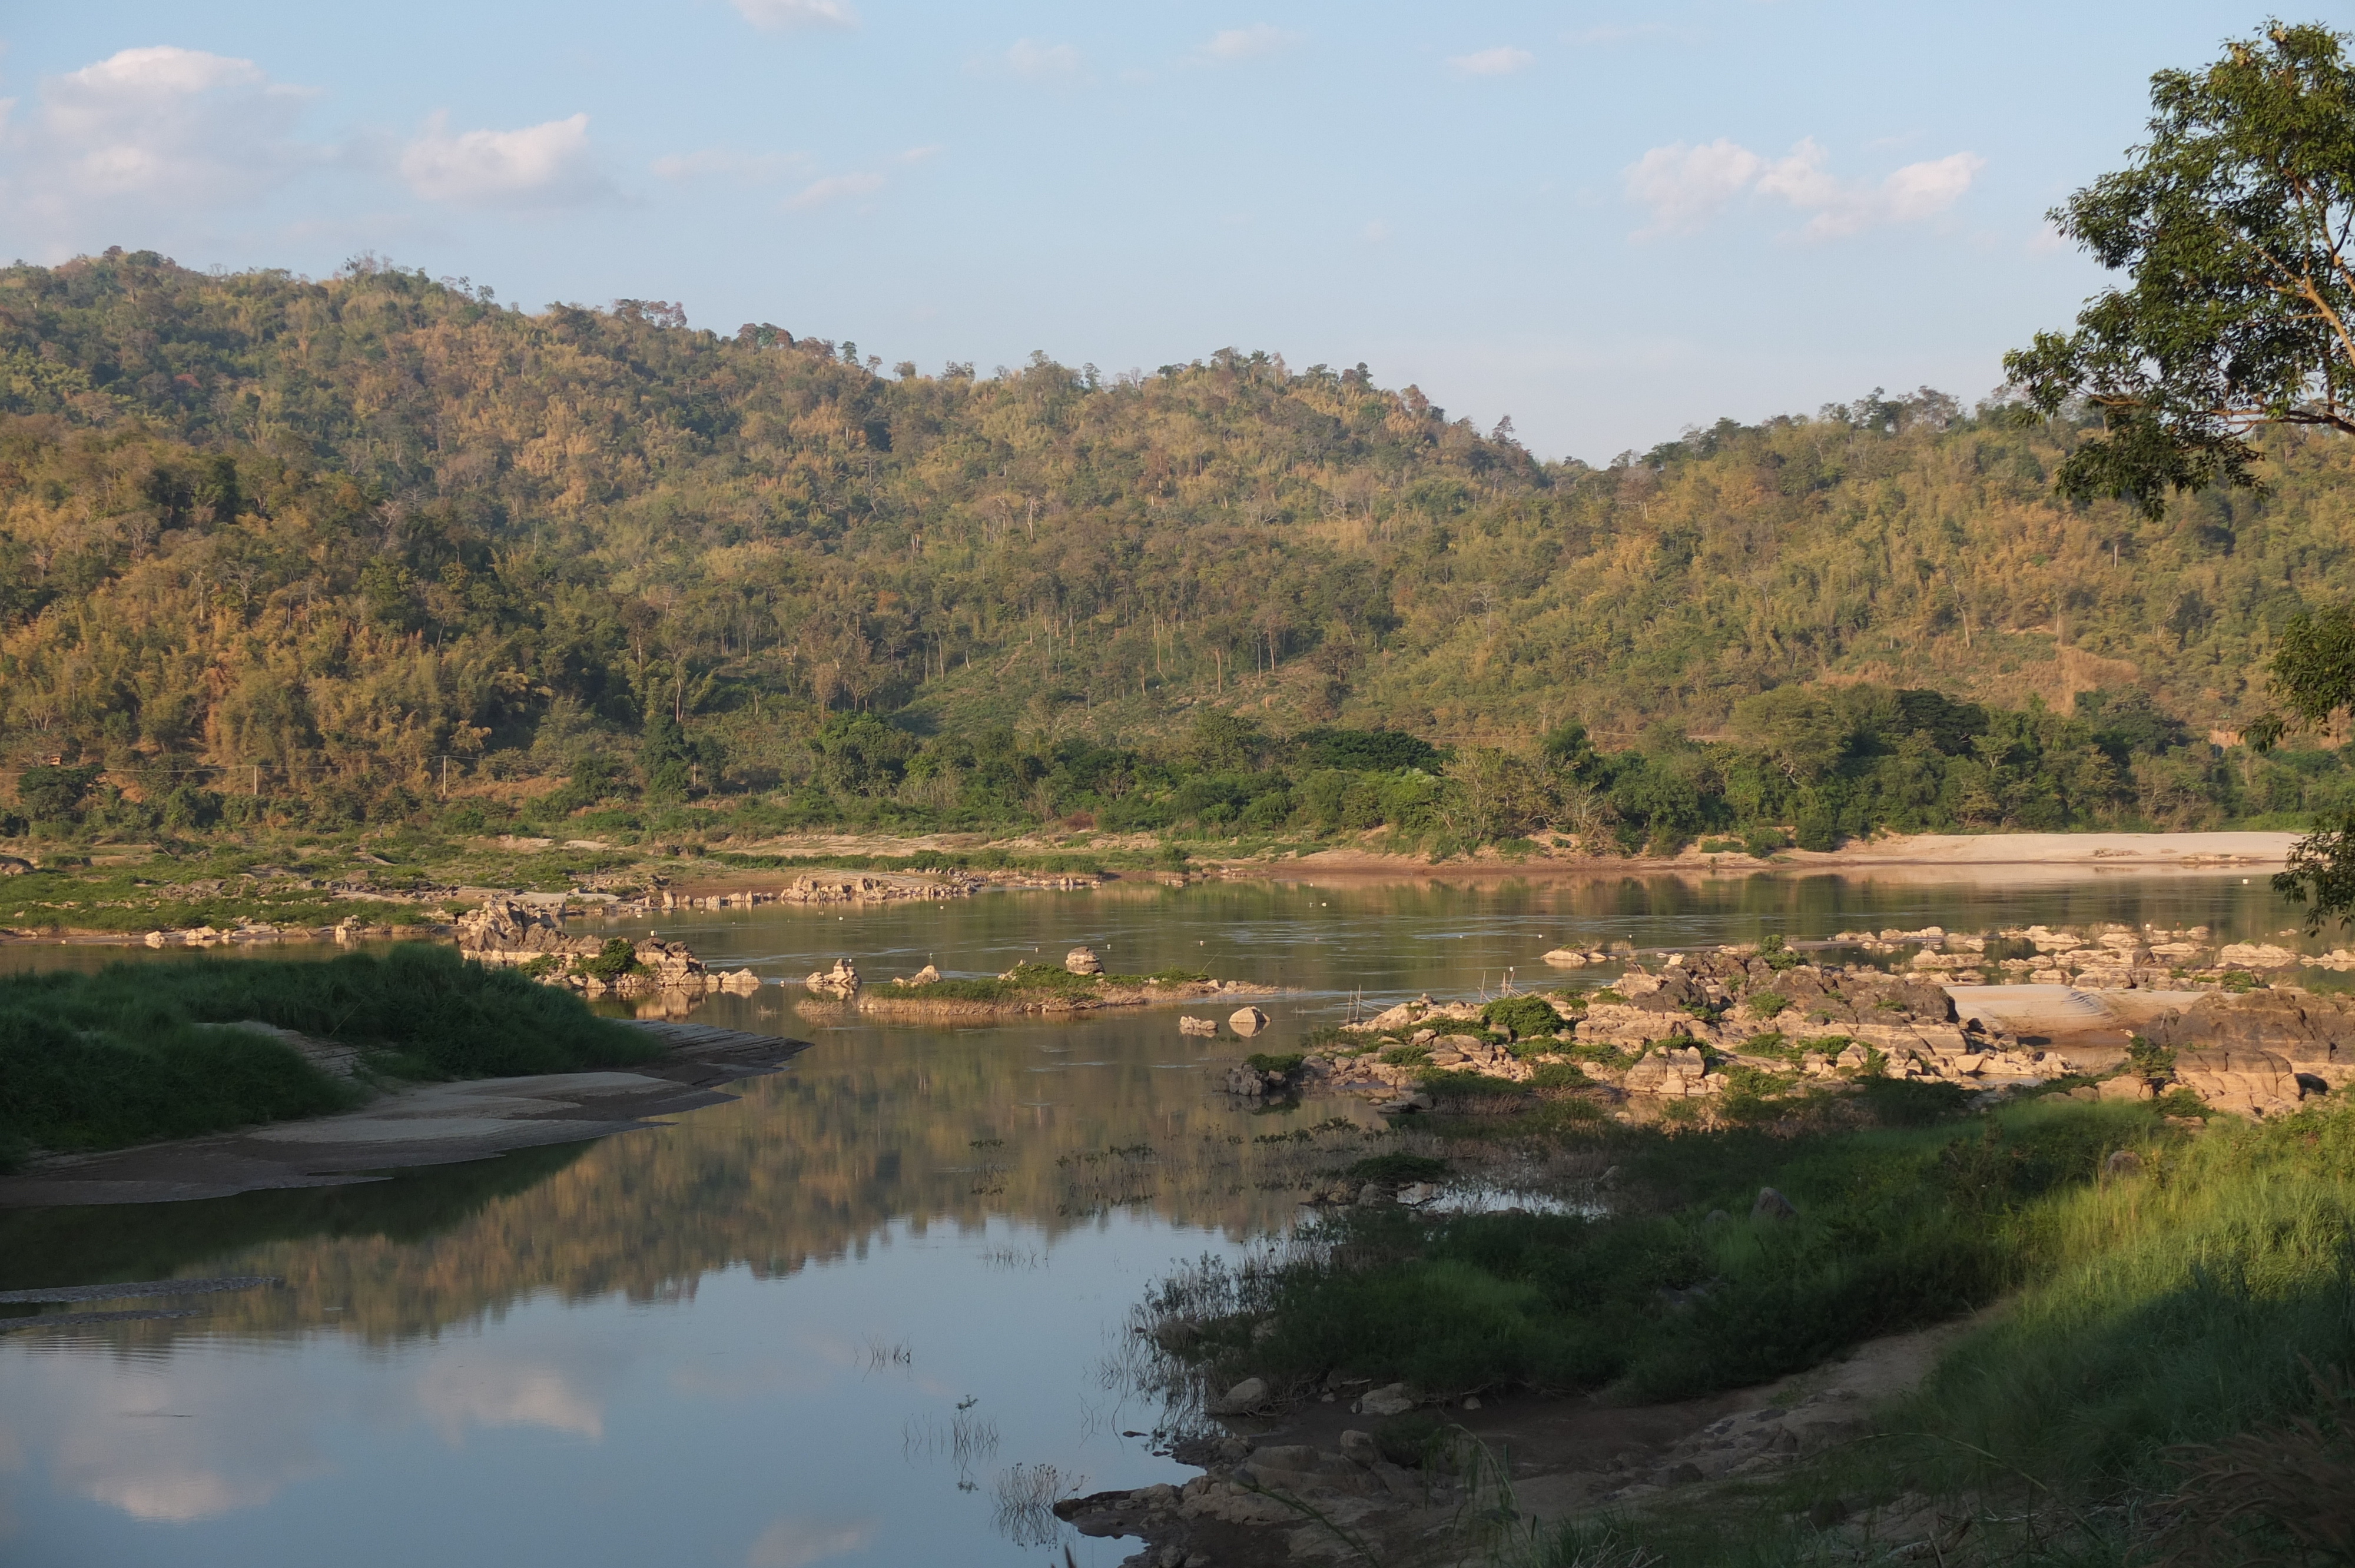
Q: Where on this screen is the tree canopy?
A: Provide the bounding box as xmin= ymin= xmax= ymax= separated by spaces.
xmin=2006 ymin=22 xmax=2355 ymax=519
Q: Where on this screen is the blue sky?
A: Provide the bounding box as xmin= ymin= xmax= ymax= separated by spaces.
xmin=0 ymin=3 xmax=2287 ymax=460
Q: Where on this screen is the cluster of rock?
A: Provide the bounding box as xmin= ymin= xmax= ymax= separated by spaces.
xmin=455 ymin=898 xmax=759 ymax=997
xmin=804 ymin=958 xmax=861 ymax=999
xmin=1844 ymin=921 xmax=2350 ymax=989
xmin=1058 ymin=1431 xmax=1452 ymax=1560
xmin=1305 ymin=951 xmax=2034 ymax=1115
xmin=1299 ymin=944 xmax=2355 ymax=1121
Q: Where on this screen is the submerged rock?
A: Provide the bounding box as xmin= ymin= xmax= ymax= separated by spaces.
xmin=1228 ymin=1005 xmax=1269 ymax=1037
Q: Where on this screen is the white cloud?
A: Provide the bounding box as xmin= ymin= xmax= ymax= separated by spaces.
xmin=896 ymin=144 xmax=942 ymax=163
xmin=1201 ymin=24 xmax=1302 ymax=61
xmin=1449 ymin=46 xmax=1535 ymax=77
xmin=399 ymin=111 xmax=611 ymax=208
xmin=999 ymin=39 xmax=1083 ymax=81
xmin=1753 ymin=138 xmax=1984 ymax=238
xmin=746 ymin=1517 xmax=876 ymax=1568
xmin=1624 ymin=135 xmax=1982 ymax=241
xmin=786 ymin=171 xmax=884 ymax=210
xmin=416 ymin=1360 xmax=603 ymax=1445
xmin=0 ymin=45 xmax=324 ymax=247
xmin=1623 ymin=138 xmax=1764 ymax=238
xmin=731 ymin=0 xmax=857 ymax=30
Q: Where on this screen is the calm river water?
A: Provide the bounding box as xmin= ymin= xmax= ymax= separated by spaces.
xmin=0 ymin=869 xmax=2317 ymax=1566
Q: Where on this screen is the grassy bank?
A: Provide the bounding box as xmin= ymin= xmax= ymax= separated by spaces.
xmin=1160 ymin=1083 xmax=2126 ymax=1401
xmin=1153 ymin=1088 xmax=2355 ymax=1566
xmin=0 ymin=945 xmax=655 ymax=1165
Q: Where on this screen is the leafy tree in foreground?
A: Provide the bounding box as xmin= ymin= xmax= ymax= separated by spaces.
xmin=2008 ymin=21 xmax=2355 ymax=922
xmin=2005 ymin=21 xmax=2355 ymax=519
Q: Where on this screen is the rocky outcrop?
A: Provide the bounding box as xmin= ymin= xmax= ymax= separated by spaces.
xmin=804 ymin=958 xmax=861 ymax=1001
xmin=666 ymin=872 xmax=984 ymax=910
xmin=2145 ymin=991 xmax=2355 ymax=1082
xmin=453 ymin=898 xmax=751 ymax=997
xmin=1315 ymin=948 xmax=2036 ymax=1115
xmin=456 ymin=898 xmax=592 ymax=964
xmin=2172 ymin=1048 xmax=2304 ymax=1118
xmin=1065 ymin=946 xmax=1103 ymax=975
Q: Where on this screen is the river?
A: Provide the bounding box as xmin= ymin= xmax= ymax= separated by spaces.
xmin=0 ymin=868 xmax=2317 ymax=1566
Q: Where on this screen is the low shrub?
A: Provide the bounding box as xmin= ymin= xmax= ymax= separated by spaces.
xmin=1527 ymin=1062 xmax=1591 ymax=1089
xmin=1480 ymin=994 xmax=1564 ymax=1042
xmin=573 ymin=937 xmax=642 ymax=982
xmin=2127 ymin=1033 xmax=2177 ymax=1079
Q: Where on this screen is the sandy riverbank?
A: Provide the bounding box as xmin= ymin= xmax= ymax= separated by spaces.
xmin=1262 ymin=829 xmax=2301 ymax=884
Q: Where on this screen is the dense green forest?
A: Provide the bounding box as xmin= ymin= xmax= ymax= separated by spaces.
xmin=4 ymin=249 xmax=2355 ymax=853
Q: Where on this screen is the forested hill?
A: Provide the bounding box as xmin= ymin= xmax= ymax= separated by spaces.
xmin=3 ymin=250 xmax=2354 ymax=838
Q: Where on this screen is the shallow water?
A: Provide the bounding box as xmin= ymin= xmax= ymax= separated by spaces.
xmin=0 ymin=869 xmax=2317 ymax=1566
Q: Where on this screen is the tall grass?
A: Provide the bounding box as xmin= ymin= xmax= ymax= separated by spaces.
xmin=1171 ymin=1097 xmax=2162 ymax=1405
xmin=0 ymin=945 xmax=655 ymax=1160
xmin=1894 ymin=1102 xmax=2355 ymax=1496
xmin=1494 ymin=1102 xmax=2355 ymax=1568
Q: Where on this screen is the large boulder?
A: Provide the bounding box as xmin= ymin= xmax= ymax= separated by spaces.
xmin=2174 ymin=1047 xmax=2303 ymax=1118
xmin=1228 ymin=1006 xmax=1269 ymax=1037
xmin=1206 ymin=1377 xmax=1269 ymax=1416
xmin=1065 ymin=945 xmax=1103 ymax=975
xmin=2149 ymin=992 xmax=2355 ymax=1074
